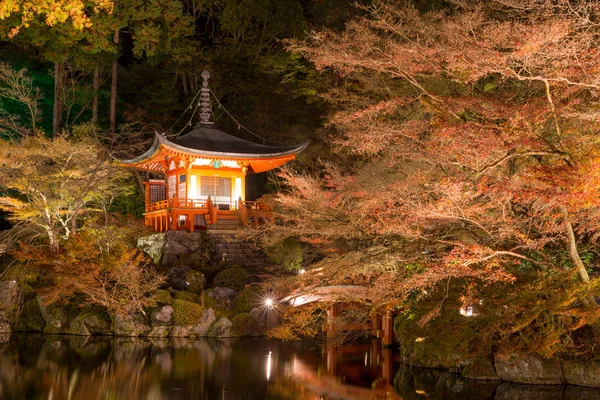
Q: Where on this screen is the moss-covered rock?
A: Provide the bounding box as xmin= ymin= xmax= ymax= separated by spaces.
xmin=172 ymin=299 xmax=204 ymax=326
xmin=265 ymin=236 xmax=303 ymax=270
xmin=212 ymin=267 xmax=248 ymax=289
xmin=15 ymin=298 xmax=45 ymax=332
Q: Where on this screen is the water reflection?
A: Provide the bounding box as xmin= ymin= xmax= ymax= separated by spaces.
xmin=1 ymin=334 xmax=600 ymax=400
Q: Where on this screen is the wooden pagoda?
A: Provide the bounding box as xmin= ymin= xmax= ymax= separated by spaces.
xmin=120 ymin=71 xmax=308 ymax=232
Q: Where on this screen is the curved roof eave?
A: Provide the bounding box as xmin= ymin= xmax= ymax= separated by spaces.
xmin=119 ymin=133 xmax=309 ymax=165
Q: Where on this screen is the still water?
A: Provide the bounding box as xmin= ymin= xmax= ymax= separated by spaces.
xmin=0 ymin=334 xmax=599 ymax=400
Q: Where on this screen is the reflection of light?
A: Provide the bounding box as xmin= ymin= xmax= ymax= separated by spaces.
xmin=364 ymin=352 xmax=368 ymax=366
xmin=416 ymin=389 xmax=427 ymax=395
xmin=299 ymin=269 xmax=306 ymax=274
xmin=415 ymin=337 xmax=425 ymax=343
xmin=288 ymin=295 xmax=318 ymax=307
xmin=266 ymin=351 xmax=272 ymax=380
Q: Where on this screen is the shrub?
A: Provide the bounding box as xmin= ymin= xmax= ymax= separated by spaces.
xmin=212 ymin=267 xmax=248 ymax=289
xmin=174 ymin=291 xmax=200 ymax=304
xmin=185 ymin=271 xmax=205 ymax=293
xmin=233 ymin=287 xmax=262 ymax=314
xmin=231 ymin=312 xmax=253 ymax=336
xmin=155 ymin=289 xmax=173 ymax=305
xmin=172 ymin=299 xmax=204 ymax=326
xmin=265 ymin=237 xmax=303 ymax=270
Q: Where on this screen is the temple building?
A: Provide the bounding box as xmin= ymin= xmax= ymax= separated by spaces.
xmin=120 ymin=71 xmax=308 ymax=232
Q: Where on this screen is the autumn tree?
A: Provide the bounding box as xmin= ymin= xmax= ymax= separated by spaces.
xmin=0 ymin=132 xmax=129 ymax=251
xmin=267 ymin=0 xmax=600 ymax=354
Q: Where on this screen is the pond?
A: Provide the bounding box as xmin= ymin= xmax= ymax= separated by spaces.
xmin=0 ymin=334 xmax=598 ymax=400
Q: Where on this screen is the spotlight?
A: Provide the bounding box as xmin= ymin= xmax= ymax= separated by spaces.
xmin=265 ymin=298 xmax=274 ymax=308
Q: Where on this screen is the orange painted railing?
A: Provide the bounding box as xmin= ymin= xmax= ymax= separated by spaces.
xmin=146 ymin=198 xmax=207 ymax=212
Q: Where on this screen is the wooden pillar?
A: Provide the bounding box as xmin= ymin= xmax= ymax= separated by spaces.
xmin=382 ymin=347 xmax=393 ymax=384
xmin=327 ymin=304 xmax=338 ymax=341
xmin=144 ymin=182 xmax=150 ymax=212
xmin=159 ymin=214 xmax=163 ymax=232
xmin=382 ymin=310 xmax=393 ymax=347
xmin=325 ymin=344 xmax=337 ymax=375
xmin=371 ymin=314 xmax=381 ymax=337
xmin=172 ymin=211 xmax=178 ymax=230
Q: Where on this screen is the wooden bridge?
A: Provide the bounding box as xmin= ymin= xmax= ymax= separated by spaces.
xmin=282 ymin=285 xmax=397 ymax=347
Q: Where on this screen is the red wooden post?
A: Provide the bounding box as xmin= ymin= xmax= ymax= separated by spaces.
xmin=327 ymin=304 xmax=338 ymax=341
xmin=382 ymin=310 xmax=393 ymax=347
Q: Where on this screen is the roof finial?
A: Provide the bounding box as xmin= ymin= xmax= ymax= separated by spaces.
xmin=198 ymin=70 xmax=214 ymax=126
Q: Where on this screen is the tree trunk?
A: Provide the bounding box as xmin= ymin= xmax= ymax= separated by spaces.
xmin=52 ymin=62 xmax=66 ymax=135
xmin=92 ymin=60 xmax=100 ymax=125
xmin=109 ymin=30 xmax=119 ymax=133
xmin=181 ymin=71 xmax=189 ymax=96
xmin=561 ymin=205 xmax=596 ymax=308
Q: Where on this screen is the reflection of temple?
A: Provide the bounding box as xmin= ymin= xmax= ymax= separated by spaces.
xmin=120 ymin=71 xmax=308 ymax=232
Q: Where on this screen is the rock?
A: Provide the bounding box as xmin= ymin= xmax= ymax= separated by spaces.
xmin=250 ymin=307 xmax=280 ymax=334
xmin=138 ymin=233 xmax=166 ymax=264
xmin=211 ymin=317 xmax=232 ymax=337
xmin=0 ymin=281 xmax=20 ymax=333
xmin=190 ymin=308 xmax=216 ymax=337
xmin=168 ymin=266 xmax=192 ymax=291
xmin=15 ymin=298 xmax=45 ymax=332
xmin=208 ymin=287 xmax=237 ymax=309
xmin=148 ymin=326 xmax=171 ymax=337
xmin=495 ymin=382 xmax=563 ymax=400
xmin=38 ymin=298 xmax=69 ymax=334
xmin=66 ymin=316 xmax=91 ymax=336
xmin=114 ymin=313 xmax=151 ymax=337
xmin=561 ymin=359 xmax=600 ymax=388
xmin=494 ymin=352 xmax=564 ymax=384
xmin=462 ymin=357 xmax=500 ymax=381
xmin=170 ymin=326 xmax=191 ymax=338
xmin=151 ymin=305 xmax=174 ymax=326
xmin=80 ymin=312 xmax=111 ymax=334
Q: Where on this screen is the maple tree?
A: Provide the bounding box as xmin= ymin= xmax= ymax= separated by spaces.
xmin=265 ymin=0 xmax=600 ymax=354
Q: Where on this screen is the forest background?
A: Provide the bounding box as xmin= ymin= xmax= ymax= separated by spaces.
xmin=2 ymin=0 xmax=600 ymax=364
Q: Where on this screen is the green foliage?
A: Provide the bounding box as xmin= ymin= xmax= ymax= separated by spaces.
xmin=233 ymin=287 xmax=262 ymax=314
xmin=173 ymin=291 xmax=201 ymax=304
xmin=185 ymin=271 xmax=205 ymax=293
xmin=265 ymin=237 xmax=303 ymax=270
xmin=212 ymin=267 xmax=248 ymax=290
xmin=154 ymin=289 xmax=173 ymax=305
xmin=231 ymin=312 xmax=253 ymax=336
xmin=172 ymin=299 xmax=204 ymax=326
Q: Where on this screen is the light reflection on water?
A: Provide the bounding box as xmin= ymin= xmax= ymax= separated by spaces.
xmin=1 ymin=334 xmax=600 ymax=400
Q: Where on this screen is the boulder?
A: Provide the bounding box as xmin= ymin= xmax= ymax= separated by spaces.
xmin=170 ymin=326 xmax=191 ymax=338
xmin=151 ymin=305 xmax=174 ymax=326
xmin=0 ymin=281 xmax=20 ymax=333
xmin=208 ymin=287 xmax=237 ymax=309
xmin=185 ymin=271 xmax=205 ymax=293
xmin=494 ymin=352 xmax=564 ymax=384
xmin=250 ymin=307 xmax=280 ymax=334
xmin=148 ymin=326 xmax=171 ymax=337
xmin=190 ymin=308 xmax=216 ymax=337
xmin=211 ymin=317 xmax=232 ymax=337
xmin=66 ymin=316 xmax=91 ymax=336
xmin=462 ymin=357 xmax=501 ymax=381
xmin=15 ymin=298 xmax=45 ymax=332
xmin=561 ymin=359 xmax=600 ymax=388
xmin=38 ymin=298 xmax=69 ymax=334
xmin=114 ymin=313 xmax=152 ymax=337
xmin=80 ymin=311 xmax=111 ymax=334
xmin=138 ymin=233 xmax=166 ymax=264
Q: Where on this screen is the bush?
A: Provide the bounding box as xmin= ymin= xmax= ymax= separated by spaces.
xmin=233 ymin=287 xmax=262 ymax=314
xmin=155 ymin=289 xmax=173 ymax=305
xmin=174 ymin=291 xmax=201 ymax=304
xmin=212 ymin=267 xmax=248 ymax=289
xmin=185 ymin=271 xmax=205 ymax=293
xmin=265 ymin=237 xmax=303 ymax=270
xmin=172 ymin=299 xmax=204 ymax=326
xmin=231 ymin=312 xmax=254 ymax=336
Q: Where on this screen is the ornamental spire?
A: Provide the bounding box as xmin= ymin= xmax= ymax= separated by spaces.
xmin=197 ymin=70 xmax=214 ymax=126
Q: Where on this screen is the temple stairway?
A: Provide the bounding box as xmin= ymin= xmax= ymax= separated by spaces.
xmin=209 ymin=232 xmax=274 ymax=282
